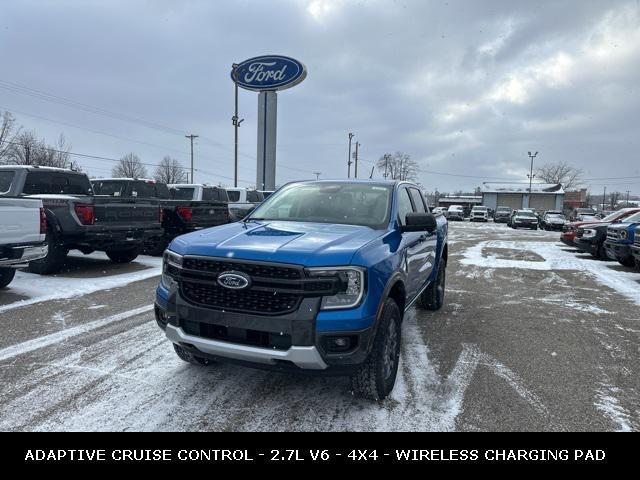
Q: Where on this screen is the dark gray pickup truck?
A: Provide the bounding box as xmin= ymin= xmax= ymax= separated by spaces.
xmin=0 ymin=166 xmax=163 ymax=274
xmin=91 ymin=179 xmax=231 ymax=255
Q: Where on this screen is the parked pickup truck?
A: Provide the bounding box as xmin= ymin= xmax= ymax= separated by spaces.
xmin=575 ymin=211 xmax=640 ymax=260
xmin=0 ymin=197 xmax=48 ymax=288
xmin=561 ymin=208 xmax=640 ymax=247
xmin=226 ymin=187 xmax=264 ymax=221
xmin=604 ymin=216 xmax=640 ymax=268
xmin=155 ymin=180 xmax=448 ymax=401
xmin=91 ymin=179 xmax=231 ymax=256
xmin=632 ymin=226 xmax=640 ymax=268
xmin=0 ymin=166 xmax=163 ymax=274
xmin=470 ymin=206 xmax=489 ymax=222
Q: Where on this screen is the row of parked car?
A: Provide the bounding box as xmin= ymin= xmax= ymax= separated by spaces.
xmin=560 ymin=207 xmax=640 ymax=269
xmin=0 ymin=165 xmax=271 ymax=287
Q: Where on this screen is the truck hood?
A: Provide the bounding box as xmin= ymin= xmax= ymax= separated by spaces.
xmin=608 ymin=222 xmax=639 ymax=231
xmin=169 ymin=220 xmax=385 ymax=266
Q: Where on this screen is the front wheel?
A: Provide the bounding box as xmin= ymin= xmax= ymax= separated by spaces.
xmin=105 ymin=246 xmax=140 ymax=264
xmin=350 ymin=298 xmax=401 ymax=401
xmin=417 ymin=260 xmax=446 ymax=311
xmin=0 ymin=268 xmax=16 ymax=288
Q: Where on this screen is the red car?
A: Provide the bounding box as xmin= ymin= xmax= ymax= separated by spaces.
xmin=561 ymin=208 xmax=640 ymax=246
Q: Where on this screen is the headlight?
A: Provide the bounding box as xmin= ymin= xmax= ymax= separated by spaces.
xmin=161 ymin=250 xmax=183 ymax=288
xmin=307 ymin=267 xmax=365 ymax=310
xmin=582 ymin=229 xmax=596 ymax=238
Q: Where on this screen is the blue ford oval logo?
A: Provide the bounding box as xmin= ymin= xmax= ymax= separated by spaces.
xmin=217 ymin=272 xmax=251 ymax=290
xmin=232 ymin=55 xmax=307 ymax=92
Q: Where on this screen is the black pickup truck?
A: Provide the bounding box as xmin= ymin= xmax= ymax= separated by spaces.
xmin=0 ymin=166 xmax=163 ymax=274
xmin=90 ymin=179 xmax=231 ymax=255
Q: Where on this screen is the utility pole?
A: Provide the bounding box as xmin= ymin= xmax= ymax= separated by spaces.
xmin=527 ymin=151 xmax=538 ymax=193
xmin=626 ymin=190 xmax=631 ymax=206
xmin=185 ymin=134 xmax=199 ymax=183
xmin=602 ymin=186 xmax=607 ymax=212
xmin=231 ymin=64 xmax=244 ymax=188
xmin=369 ymin=166 xmax=375 ymax=179
xmin=354 ymin=141 xmax=360 ymax=178
xmin=313 ymin=171 xmax=321 ymax=180
xmin=347 ymin=133 xmax=354 ymax=178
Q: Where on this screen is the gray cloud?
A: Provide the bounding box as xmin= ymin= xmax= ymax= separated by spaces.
xmin=0 ymin=0 xmax=638 ymax=193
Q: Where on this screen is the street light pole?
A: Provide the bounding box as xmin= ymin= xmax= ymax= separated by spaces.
xmin=347 ymin=133 xmax=354 ymax=178
xmin=602 ymin=186 xmax=607 ymax=211
xmin=313 ymin=171 xmax=321 ymax=180
xmin=354 ymin=141 xmax=359 ymax=178
xmin=185 ymin=134 xmax=199 ymax=183
xmin=527 ymin=151 xmax=538 ymax=193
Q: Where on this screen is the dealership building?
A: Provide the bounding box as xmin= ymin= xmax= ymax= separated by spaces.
xmin=481 ymin=182 xmax=565 ymax=211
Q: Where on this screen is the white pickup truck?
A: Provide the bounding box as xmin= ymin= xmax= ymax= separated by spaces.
xmin=0 ymin=197 xmax=48 ymax=288
xmin=225 ymin=187 xmax=265 ymax=221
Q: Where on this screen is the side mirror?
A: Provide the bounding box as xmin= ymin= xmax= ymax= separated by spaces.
xmin=402 ymin=212 xmax=437 ymax=233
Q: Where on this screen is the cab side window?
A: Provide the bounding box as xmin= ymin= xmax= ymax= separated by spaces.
xmin=409 ymin=188 xmax=427 ymax=213
xmin=397 ymin=188 xmax=415 ymax=226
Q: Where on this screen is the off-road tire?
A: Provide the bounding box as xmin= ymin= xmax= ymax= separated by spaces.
xmin=27 ymin=235 xmax=68 ymax=275
xmin=0 ymin=268 xmax=16 ymax=288
xmin=173 ymin=343 xmax=213 ymax=366
xmin=350 ymin=298 xmax=401 ymax=401
xmin=144 ymin=237 xmax=168 ymax=257
xmin=416 ymin=259 xmax=446 ymax=311
xmin=105 ymin=247 xmax=140 ymax=264
xmin=618 ymin=256 xmax=636 ymax=268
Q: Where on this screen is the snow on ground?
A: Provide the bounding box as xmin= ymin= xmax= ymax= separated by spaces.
xmin=0 ymin=252 xmax=161 ymax=314
xmin=461 ymin=239 xmax=640 ymax=306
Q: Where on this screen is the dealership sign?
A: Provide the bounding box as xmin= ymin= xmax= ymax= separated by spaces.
xmin=232 ymin=55 xmax=307 ymax=92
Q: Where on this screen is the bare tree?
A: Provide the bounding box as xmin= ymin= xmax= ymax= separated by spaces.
xmin=112 ymin=153 xmax=147 ymax=178
xmin=154 ymin=156 xmax=187 ymax=184
xmin=4 ymin=130 xmax=74 ymax=168
xmin=376 ymin=151 xmax=419 ymax=181
xmin=0 ymin=111 xmax=20 ymax=162
xmin=535 ymin=161 xmax=583 ymax=190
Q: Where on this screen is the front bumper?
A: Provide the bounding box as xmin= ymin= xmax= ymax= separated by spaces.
xmin=604 ymin=240 xmax=632 ymax=261
xmin=574 ymin=237 xmax=599 ymax=255
xmin=494 ymin=216 xmax=509 ymax=223
xmin=0 ymin=244 xmax=48 ymax=267
xmin=155 ymin=283 xmax=377 ymax=375
xmin=560 ymin=235 xmax=576 ymax=247
xmin=166 ymin=323 xmax=328 ymax=370
xmin=513 ymin=222 xmax=537 ymax=228
xmin=632 ymin=245 xmax=640 ymax=261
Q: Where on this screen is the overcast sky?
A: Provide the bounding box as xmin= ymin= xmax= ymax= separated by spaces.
xmin=1 ymin=0 xmax=639 ymax=194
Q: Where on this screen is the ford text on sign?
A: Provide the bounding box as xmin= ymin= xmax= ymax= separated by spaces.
xmin=232 ymin=55 xmax=306 ymax=92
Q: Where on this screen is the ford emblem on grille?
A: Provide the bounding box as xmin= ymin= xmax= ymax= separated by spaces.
xmin=217 ymin=271 xmax=251 ymax=290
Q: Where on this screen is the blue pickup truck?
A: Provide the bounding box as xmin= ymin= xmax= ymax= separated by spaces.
xmin=604 ymin=218 xmax=640 ymax=268
xmin=155 ymin=180 xmax=448 ymax=400
xmin=631 ymin=226 xmax=640 ymax=269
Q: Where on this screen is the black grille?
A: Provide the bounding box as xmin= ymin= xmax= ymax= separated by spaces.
xmin=182 ymin=257 xmax=301 ymax=279
xmin=181 ymin=280 xmax=301 ymax=315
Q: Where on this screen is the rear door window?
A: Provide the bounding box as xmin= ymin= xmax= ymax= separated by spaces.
xmin=0 ymin=171 xmax=15 ymax=194
xmin=23 ymin=172 xmax=92 ymax=195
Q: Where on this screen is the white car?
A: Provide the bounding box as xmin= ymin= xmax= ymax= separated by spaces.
xmin=433 ymin=206 xmax=447 ymax=216
xmin=470 ymin=206 xmax=489 ymax=222
xmin=447 ymin=205 xmax=465 ymax=221
xmin=0 ymin=197 xmax=48 ymax=288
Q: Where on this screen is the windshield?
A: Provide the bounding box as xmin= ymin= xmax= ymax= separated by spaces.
xmin=248 ymin=182 xmax=393 ymax=229
xmin=171 ymin=187 xmax=195 ymax=200
xmin=496 ymin=207 xmax=511 ymax=212
xmin=91 ymin=180 xmax=125 ymax=196
xmin=516 ymin=211 xmax=536 ymax=217
xmin=623 ymin=212 xmax=640 ymax=223
xmin=547 ymin=213 xmax=564 ymax=218
xmin=0 ymin=171 xmax=15 ymax=195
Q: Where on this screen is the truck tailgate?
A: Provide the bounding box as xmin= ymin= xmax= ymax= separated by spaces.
xmin=189 ymin=202 xmax=230 ymax=227
xmin=0 ymin=198 xmax=43 ymax=245
xmin=93 ymin=197 xmax=161 ymax=229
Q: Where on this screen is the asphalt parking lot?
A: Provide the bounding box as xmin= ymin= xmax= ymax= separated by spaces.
xmin=0 ymin=221 xmax=638 ymax=431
